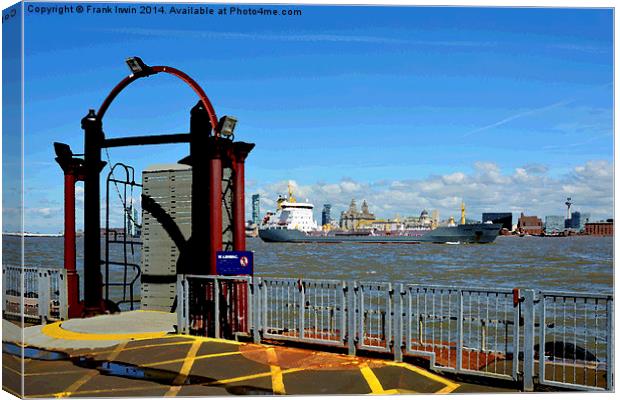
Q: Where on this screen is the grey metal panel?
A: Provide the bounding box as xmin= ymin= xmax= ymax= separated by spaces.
xmin=140 ymin=304 xmax=174 ymax=312
xmin=141 ymin=282 xmax=176 ymax=293
xmin=141 ymin=164 xmax=193 ymax=311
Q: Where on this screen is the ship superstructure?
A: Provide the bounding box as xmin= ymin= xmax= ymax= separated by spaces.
xmin=261 ymin=183 xmax=319 ymax=233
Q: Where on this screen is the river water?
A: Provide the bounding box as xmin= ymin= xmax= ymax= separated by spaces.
xmin=2 ymin=235 xmax=614 ymax=301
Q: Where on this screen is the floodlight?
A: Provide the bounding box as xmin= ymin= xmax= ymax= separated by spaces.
xmin=218 ymin=116 xmax=238 ymax=138
xmin=54 ymin=142 xmax=73 ymax=160
xmin=125 ymin=56 xmax=150 ymax=75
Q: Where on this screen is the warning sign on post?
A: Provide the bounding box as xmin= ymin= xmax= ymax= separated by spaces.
xmin=216 ymin=251 xmax=253 ymax=275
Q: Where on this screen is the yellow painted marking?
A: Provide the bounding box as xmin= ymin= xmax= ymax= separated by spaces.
xmin=34 ymin=384 xmax=165 ymax=398
xmin=52 ymin=342 xmax=128 ymax=398
xmin=174 ymin=334 xmax=241 ymax=345
xmin=2 ymin=385 xmax=21 ymax=398
xmin=210 ymin=367 xmax=305 ymax=386
xmin=136 ymin=309 xmax=176 ymax=314
xmin=375 ymin=388 xmax=418 ymax=394
xmin=210 ymin=371 xmax=273 ymax=385
xmin=25 ymin=370 xmax=92 ymax=377
xmin=386 ymin=361 xmax=460 ymax=394
xmin=42 ymin=321 xmax=168 ymax=341
xmin=53 ymin=371 xmax=99 ymax=398
xmin=83 ymin=340 xmax=197 ymax=357
xmin=266 ymin=347 xmax=285 ymax=395
xmin=4 ymin=362 xmax=85 ymax=377
xmin=435 ymin=384 xmax=460 ymax=394
xmin=142 ymin=350 xmax=242 ymax=367
xmin=6 ymin=352 xmax=31 ymax=363
xmin=359 ymin=362 xmax=384 ymax=394
xmin=3 ymin=364 xmax=22 ymax=376
xmin=164 ymin=340 xmax=202 ymax=397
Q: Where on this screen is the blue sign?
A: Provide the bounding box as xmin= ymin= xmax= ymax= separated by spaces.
xmin=216 ymin=251 xmax=253 ymax=276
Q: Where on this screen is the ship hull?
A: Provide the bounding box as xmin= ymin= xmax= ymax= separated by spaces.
xmin=259 ymin=224 xmax=501 ymax=244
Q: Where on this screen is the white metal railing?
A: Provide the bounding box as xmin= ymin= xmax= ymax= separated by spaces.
xmin=2 ymin=265 xmax=68 ymax=323
xmin=536 ymin=291 xmax=613 ymax=391
xmin=177 ymin=274 xmax=613 ymax=392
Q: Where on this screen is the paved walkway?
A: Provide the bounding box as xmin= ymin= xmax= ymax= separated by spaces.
xmin=2 ymin=312 xmax=515 ymax=397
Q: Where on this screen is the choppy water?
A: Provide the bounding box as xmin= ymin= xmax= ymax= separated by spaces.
xmin=2 ymin=235 xmax=614 ymax=300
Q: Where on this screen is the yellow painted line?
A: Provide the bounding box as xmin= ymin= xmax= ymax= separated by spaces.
xmin=4 ymin=362 xmax=87 ymax=377
xmin=386 ymin=361 xmax=460 ymax=394
xmin=435 ymin=384 xmax=461 ymax=394
xmin=211 ymin=371 xmax=273 ymax=385
xmin=83 ymin=340 xmax=197 ymax=357
xmin=25 ymin=370 xmax=91 ymax=377
xmin=359 ymin=362 xmax=385 ymax=394
xmin=2 ymin=385 xmax=21 ymax=398
xmin=174 ymin=333 xmax=241 ymax=345
xmin=142 ymin=350 xmax=242 ymax=367
xmin=42 ymin=321 xmax=168 ymax=341
xmin=6 ymin=352 xmax=30 ymax=362
xmin=266 ymin=347 xmax=285 ymax=395
xmin=52 ymin=341 xmax=128 ymax=398
xmin=376 ymin=388 xmax=418 ymax=394
xmin=210 ymin=367 xmax=305 ymax=386
xmin=164 ymin=340 xmax=202 ymax=397
xmin=135 ymin=309 xmax=175 ymax=314
xmin=34 ymin=384 xmax=166 ymax=398
xmin=3 ymin=364 xmax=22 ymax=376
xmin=53 ymin=370 xmax=99 ymax=398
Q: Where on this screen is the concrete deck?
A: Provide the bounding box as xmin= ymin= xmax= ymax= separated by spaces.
xmin=2 ymin=311 xmax=517 ymax=397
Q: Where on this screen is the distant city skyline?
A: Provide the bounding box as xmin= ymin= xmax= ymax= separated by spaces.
xmin=2 ymin=3 xmax=613 ymax=233
xmin=254 ymin=180 xmax=610 ymax=228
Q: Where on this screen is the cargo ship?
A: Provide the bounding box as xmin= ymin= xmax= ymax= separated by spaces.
xmin=258 ymin=187 xmax=501 ymax=244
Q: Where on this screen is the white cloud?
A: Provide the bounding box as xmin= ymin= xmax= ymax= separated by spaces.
xmin=251 ymin=160 xmax=613 ymax=223
xmin=442 ymin=172 xmax=465 ymax=185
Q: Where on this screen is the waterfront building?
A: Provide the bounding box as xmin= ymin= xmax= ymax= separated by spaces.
xmin=580 ymin=212 xmax=591 ymax=230
xmin=403 ymin=210 xmax=435 ymax=229
xmin=585 ymin=220 xmax=613 ymax=236
xmin=565 ymin=211 xmax=589 ymax=231
xmin=339 ymin=199 xmax=375 ymax=230
xmin=566 ymin=211 xmax=580 ymax=230
xmin=251 ymin=194 xmax=260 ymax=225
xmin=482 ymin=212 xmax=512 ymax=230
xmin=321 ymin=204 xmax=332 ymax=226
xmin=517 ymin=213 xmax=543 ymax=235
xmin=544 ymin=215 xmax=564 ymax=233
xmin=419 ymin=209 xmax=431 ymax=226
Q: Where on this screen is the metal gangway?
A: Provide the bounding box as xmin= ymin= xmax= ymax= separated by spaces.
xmin=177 ymin=275 xmax=614 ymax=392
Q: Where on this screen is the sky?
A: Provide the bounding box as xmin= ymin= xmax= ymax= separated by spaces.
xmin=2 ymin=2 xmax=614 ymax=232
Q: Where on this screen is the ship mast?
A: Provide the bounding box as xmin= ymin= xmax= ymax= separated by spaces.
xmin=288 ymin=181 xmax=296 ymax=203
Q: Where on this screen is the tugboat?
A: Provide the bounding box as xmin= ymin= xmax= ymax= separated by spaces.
xmin=259 ymin=187 xmax=501 ymax=244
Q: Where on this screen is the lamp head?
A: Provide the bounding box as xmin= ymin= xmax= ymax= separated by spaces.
xmin=125 ymin=56 xmax=152 ymax=76
xmin=218 ymin=115 xmax=237 ymax=138
xmin=53 ymin=142 xmax=73 ymax=160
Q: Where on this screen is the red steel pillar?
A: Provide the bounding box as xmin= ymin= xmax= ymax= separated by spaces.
xmin=231 ymin=142 xmax=255 ymax=251
xmin=56 ymin=157 xmax=85 ymax=318
xmin=230 ymin=142 xmax=254 ymax=333
xmin=207 ymin=142 xmax=224 ymax=275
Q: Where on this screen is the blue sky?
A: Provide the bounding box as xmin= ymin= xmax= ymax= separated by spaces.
xmin=3 ymin=2 xmax=614 ymax=232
